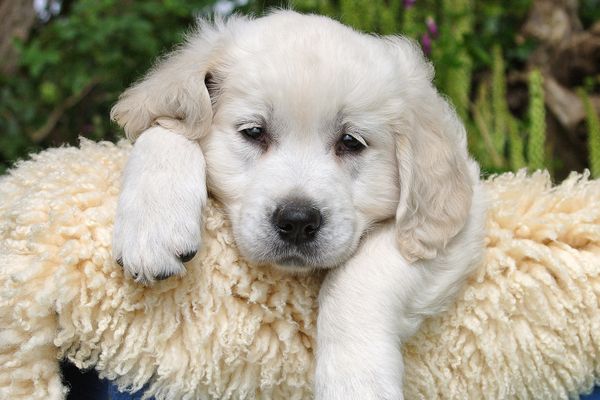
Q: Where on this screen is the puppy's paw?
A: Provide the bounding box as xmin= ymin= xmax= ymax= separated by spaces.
xmin=112 ymin=124 xmax=207 ymax=284
xmin=113 ymin=212 xmax=200 ymax=284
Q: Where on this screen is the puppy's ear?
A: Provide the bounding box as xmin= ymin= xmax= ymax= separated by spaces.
xmin=388 ymin=38 xmax=476 ymax=262
xmin=110 ymin=18 xmax=237 ymax=141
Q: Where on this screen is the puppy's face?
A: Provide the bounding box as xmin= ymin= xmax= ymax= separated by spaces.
xmin=203 ymin=56 xmax=397 ymax=268
xmin=199 ymin=16 xmax=408 ymax=270
xmin=112 ymin=11 xmax=476 ymax=271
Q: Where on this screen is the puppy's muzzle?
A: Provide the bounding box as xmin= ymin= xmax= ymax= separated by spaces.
xmin=273 ymin=200 xmax=322 ymax=245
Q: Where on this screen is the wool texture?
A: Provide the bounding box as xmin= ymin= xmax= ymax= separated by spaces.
xmin=0 ymin=139 xmax=599 ymax=399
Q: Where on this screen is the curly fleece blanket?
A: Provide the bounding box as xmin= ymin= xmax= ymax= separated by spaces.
xmin=0 ymin=139 xmax=599 ymax=400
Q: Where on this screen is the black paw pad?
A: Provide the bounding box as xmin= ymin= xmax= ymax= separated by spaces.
xmin=178 ymin=250 xmax=197 ymax=263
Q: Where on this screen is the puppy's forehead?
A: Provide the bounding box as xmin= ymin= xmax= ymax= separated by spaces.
xmin=223 ymin=14 xmax=397 ymax=117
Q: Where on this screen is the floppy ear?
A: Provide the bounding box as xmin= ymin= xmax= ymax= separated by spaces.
xmin=110 ymin=18 xmax=238 ymax=141
xmin=389 ymin=38 xmax=476 ymax=262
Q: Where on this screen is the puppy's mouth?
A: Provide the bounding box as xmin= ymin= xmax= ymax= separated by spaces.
xmin=269 ymin=242 xmax=351 ymax=271
xmin=239 ymin=239 xmax=356 ymax=272
xmin=271 ymin=244 xmax=321 ymax=269
xmin=277 ymin=255 xmax=307 ymax=266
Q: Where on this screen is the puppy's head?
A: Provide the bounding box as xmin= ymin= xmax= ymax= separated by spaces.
xmin=112 ymin=11 xmax=478 ymax=271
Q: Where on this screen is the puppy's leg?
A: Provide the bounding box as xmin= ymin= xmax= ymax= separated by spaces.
xmin=112 ymin=120 xmax=206 ymax=284
xmin=315 ymin=224 xmax=422 ymax=400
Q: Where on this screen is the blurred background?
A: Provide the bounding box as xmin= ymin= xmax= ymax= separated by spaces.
xmin=1 ymin=0 xmax=599 ymax=179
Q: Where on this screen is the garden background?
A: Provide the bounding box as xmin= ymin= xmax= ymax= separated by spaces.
xmin=1 ymin=0 xmax=599 ymax=180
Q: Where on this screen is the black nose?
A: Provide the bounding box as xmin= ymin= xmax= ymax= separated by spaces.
xmin=273 ymin=201 xmax=322 ymax=245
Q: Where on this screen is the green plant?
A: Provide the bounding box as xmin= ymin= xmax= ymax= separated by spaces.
xmin=2 ymin=0 xmax=598 ymax=179
xmin=491 ymin=45 xmax=508 ymax=164
xmin=437 ymin=0 xmax=473 ymax=121
xmin=508 ymin=116 xmax=526 ymax=170
xmin=579 ymin=88 xmax=600 ymax=177
xmin=527 ymin=69 xmax=546 ymax=171
xmin=0 ymin=0 xmax=213 ymax=173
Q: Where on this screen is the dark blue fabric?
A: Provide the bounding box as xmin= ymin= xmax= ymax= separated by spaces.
xmin=104 ymin=381 xmax=600 ymax=400
xmin=60 ymin=361 xmax=108 ymax=400
xmin=60 ymin=361 xmax=150 ymax=400
xmin=107 ymin=384 xmax=151 ymax=400
xmin=60 ymin=361 xmax=600 ymax=400
xmin=581 ymin=386 xmax=600 ymax=400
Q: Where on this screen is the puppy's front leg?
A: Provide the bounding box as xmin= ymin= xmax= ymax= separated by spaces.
xmin=112 ymin=119 xmax=207 ymax=284
xmin=315 ymin=224 xmax=422 ymax=400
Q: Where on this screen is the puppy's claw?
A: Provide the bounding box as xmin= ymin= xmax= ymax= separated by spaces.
xmin=178 ymin=250 xmax=197 ymax=263
xmin=116 ymin=257 xmax=124 ymax=267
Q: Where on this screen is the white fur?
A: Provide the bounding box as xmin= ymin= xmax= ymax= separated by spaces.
xmin=316 ymin=171 xmax=485 ymax=400
xmin=112 ymin=119 xmax=206 ymax=283
xmin=111 ymin=11 xmax=486 ymax=399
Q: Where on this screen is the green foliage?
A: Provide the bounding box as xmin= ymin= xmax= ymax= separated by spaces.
xmin=580 ymin=0 xmax=600 ymax=27
xmin=438 ymin=0 xmax=473 ymax=120
xmin=508 ymin=117 xmax=526 ymax=171
xmin=579 ymin=88 xmax=600 ymax=177
xmin=491 ymin=45 xmax=508 ymax=164
xmin=527 ymin=69 xmax=546 ymax=171
xmin=401 ymin=4 xmax=418 ymax=38
xmin=1 ymin=0 xmax=598 ymax=178
xmin=0 ymin=0 xmax=212 ymax=173
xmin=471 ymin=81 xmax=502 ymax=169
xmin=468 ymin=71 xmax=528 ymax=175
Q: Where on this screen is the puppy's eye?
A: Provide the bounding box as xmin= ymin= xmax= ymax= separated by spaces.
xmin=336 ymin=133 xmax=367 ymax=154
xmin=240 ymin=126 xmax=264 ymax=140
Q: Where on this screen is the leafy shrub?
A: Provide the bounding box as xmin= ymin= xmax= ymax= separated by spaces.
xmin=0 ymin=0 xmax=212 ymax=173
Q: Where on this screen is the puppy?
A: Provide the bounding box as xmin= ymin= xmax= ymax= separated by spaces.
xmin=111 ymin=11 xmax=486 ymax=400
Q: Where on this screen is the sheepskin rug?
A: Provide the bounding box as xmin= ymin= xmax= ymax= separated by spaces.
xmin=1 ymin=139 xmax=599 ymax=400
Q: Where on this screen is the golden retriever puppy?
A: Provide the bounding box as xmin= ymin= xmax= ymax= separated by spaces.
xmin=111 ymin=10 xmax=486 ymax=399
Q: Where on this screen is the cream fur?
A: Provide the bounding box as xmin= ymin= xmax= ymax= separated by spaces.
xmin=1 ymin=140 xmax=600 ymax=399
xmin=110 ymin=11 xmax=474 ymax=282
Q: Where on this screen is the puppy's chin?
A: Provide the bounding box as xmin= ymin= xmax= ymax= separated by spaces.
xmin=272 ymin=260 xmax=317 ymax=274
xmin=278 ymin=256 xmax=310 ymax=268
xmin=236 ymin=243 xmax=352 ymax=273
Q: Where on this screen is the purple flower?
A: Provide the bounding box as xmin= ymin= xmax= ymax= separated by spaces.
xmin=403 ymin=0 xmax=416 ymax=8
xmin=426 ymin=16 xmax=438 ymax=38
xmin=421 ymin=32 xmax=432 ymax=56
